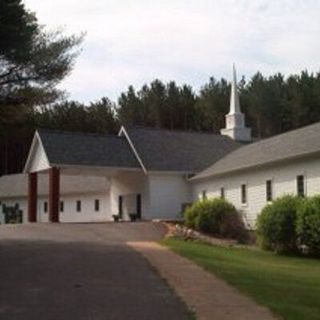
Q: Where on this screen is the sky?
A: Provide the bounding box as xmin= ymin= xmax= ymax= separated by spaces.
xmin=24 ymin=0 xmax=320 ymax=103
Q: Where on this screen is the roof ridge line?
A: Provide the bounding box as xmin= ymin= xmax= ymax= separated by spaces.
xmin=126 ymin=126 xmax=228 ymax=137
xmin=37 ymin=128 xmax=123 ymax=139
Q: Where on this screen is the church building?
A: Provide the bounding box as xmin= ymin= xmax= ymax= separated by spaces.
xmin=1 ymin=66 xmax=320 ymax=228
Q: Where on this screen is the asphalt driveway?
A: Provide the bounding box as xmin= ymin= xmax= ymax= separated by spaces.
xmin=0 ymin=223 xmax=190 ymax=320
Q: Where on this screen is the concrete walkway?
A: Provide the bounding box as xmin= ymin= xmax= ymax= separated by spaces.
xmin=128 ymin=241 xmax=276 ymax=320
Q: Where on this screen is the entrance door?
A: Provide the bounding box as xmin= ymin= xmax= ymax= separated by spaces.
xmin=118 ymin=195 xmax=123 ymax=219
xmin=136 ymin=194 xmax=141 ymax=219
xmin=119 ymin=194 xmax=141 ymax=220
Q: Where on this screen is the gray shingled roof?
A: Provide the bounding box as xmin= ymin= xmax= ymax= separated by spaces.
xmin=125 ymin=127 xmax=242 ymax=172
xmin=0 ymin=174 xmax=109 ymax=198
xmin=193 ymin=121 xmax=320 ymax=180
xmin=38 ymin=130 xmax=140 ymax=168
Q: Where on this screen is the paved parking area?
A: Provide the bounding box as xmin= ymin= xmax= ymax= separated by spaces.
xmin=0 ymin=223 xmax=190 ymax=320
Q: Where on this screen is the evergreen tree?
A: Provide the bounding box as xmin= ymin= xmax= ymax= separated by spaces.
xmin=0 ymin=0 xmax=82 ymax=175
xmin=195 ymin=77 xmax=229 ymax=132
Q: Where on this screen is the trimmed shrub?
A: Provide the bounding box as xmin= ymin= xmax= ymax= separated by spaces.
xmin=183 ymin=198 xmax=246 ymax=240
xmin=184 ymin=203 xmax=199 ymax=229
xmin=257 ymin=195 xmax=302 ymax=253
xmin=219 ymin=210 xmax=248 ymax=241
xmin=297 ymin=196 xmax=320 ymax=255
xmin=194 ymin=199 xmax=221 ymax=234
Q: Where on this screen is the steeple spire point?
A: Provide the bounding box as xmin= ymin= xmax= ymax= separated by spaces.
xmin=229 ymin=64 xmax=241 ymax=114
xmin=220 ymin=64 xmax=251 ymax=142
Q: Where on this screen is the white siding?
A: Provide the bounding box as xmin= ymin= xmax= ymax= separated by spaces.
xmin=192 ymin=157 xmax=320 ymax=228
xmin=0 ymin=193 xmax=110 ymax=224
xmin=147 ymin=173 xmax=191 ymax=220
xmin=37 ymin=194 xmax=110 ymax=223
xmin=109 ymin=172 xmax=191 ymax=221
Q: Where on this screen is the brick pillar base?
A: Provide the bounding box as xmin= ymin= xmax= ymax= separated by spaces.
xmin=28 ymin=172 xmax=38 ymax=222
xmin=49 ymin=167 xmax=60 ymax=223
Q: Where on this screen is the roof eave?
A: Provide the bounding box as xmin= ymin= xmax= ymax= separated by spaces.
xmin=191 ymin=149 xmax=320 ymax=182
xmin=52 ymin=163 xmax=142 ymax=172
xmin=147 ymin=170 xmax=194 ymax=175
xmin=118 ymin=126 xmax=148 ymax=174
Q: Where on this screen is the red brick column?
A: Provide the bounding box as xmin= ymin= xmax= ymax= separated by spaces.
xmin=49 ymin=167 xmax=60 ymax=223
xmin=28 ymin=172 xmax=38 ymax=222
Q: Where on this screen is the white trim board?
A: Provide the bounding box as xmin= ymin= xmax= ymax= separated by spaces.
xmin=118 ymin=126 xmax=147 ymax=174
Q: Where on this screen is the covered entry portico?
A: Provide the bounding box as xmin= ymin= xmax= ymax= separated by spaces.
xmin=25 ymin=164 xmax=146 ymax=223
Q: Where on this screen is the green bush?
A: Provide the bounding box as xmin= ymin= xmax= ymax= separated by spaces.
xmin=184 ymin=203 xmax=199 ymax=229
xmin=184 ymin=198 xmax=246 ymax=240
xmin=257 ymin=195 xmax=302 ymax=253
xmin=297 ymin=196 xmax=320 ymax=255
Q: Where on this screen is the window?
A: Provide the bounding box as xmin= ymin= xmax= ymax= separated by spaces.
xmin=60 ymin=201 xmax=64 ymax=212
xmin=202 ymin=190 xmax=207 ymax=200
xmin=76 ymin=200 xmax=81 ymax=212
xmin=266 ymin=180 xmax=273 ymax=202
xmin=94 ymin=199 xmax=100 ymax=212
xmin=220 ymin=187 xmax=225 ymax=199
xmin=297 ymin=175 xmax=305 ymax=197
xmin=241 ymin=184 xmax=247 ymax=204
xmin=44 ymin=201 xmax=48 ymax=213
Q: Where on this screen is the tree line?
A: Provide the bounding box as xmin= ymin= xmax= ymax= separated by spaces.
xmin=1 ymin=0 xmax=320 ymax=176
xmin=31 ymin=71 xmax=320 ymax=138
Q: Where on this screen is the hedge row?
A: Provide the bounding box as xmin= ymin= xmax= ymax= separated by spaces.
xmin=257 ymin=195 xmax=320 ymax=255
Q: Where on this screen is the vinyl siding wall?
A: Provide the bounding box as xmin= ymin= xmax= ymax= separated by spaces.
xmin=0 ymin=194 xmax=110 ymax=224
xmin=37 ymin=194 xmax=110 ymax=223
xmin=192 ymin=156 xmax=320 ymax=228
xmin=147 ymin=173 xmax=191 ymax=220
xmin=109 ymin=172 xmax=191 ymax=220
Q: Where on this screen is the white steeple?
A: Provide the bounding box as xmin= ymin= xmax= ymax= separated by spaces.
xmin=220 ymin=64 xmax=251 ymax=142
xmin=229 ymin=64 xmax=241 ymax=114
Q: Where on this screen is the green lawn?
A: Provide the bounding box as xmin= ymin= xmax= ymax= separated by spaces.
xmin=163 ymin=238 xmax=320 ymax=320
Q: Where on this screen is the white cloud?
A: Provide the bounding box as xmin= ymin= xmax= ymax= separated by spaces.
xmin=24 ymin=0 xmax=320 ymax=102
